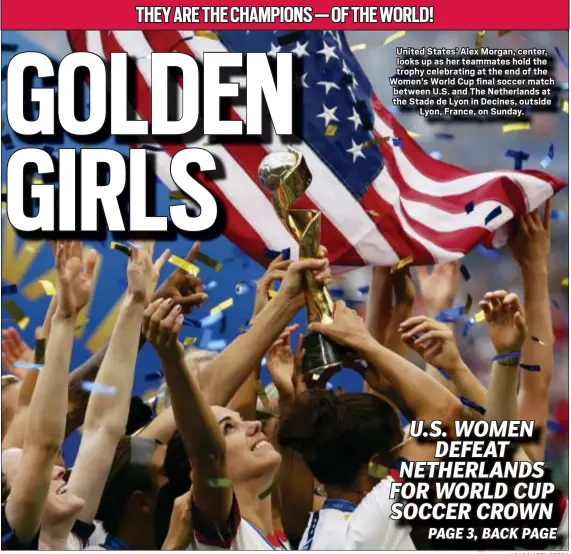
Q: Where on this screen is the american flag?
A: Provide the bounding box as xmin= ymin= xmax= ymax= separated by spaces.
xmin=67 ymin=30 xmax=565 ymax=268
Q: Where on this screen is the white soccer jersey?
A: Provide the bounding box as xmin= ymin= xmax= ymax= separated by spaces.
xmin=299 ymin=476 xmax=414 ymax=550
xmin=67 ymin=520 xmax=108 ymax=550
xmin=191 ymin=495 xmax=288 ymax=550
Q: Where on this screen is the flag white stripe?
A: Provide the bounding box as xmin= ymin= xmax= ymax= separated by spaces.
xmin=186 ymin=34 xmax=398 ymax=266
xmin=112 ymin=31 xmax=297 ymax=255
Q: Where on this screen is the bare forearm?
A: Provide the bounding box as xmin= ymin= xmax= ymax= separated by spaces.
xmin=201 ymin=295 xmax=299 ymax=407
xmin=449 ymin=363 xmax=487 ymax=408
xmin=365 ymin=268 xmax=392 ymax=343
xmin=487 ymin=362 xmax=518 ymax=422
xmin=385 ymin=303 xmax=413 ymax=358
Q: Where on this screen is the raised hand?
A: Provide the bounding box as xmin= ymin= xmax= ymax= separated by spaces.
xmin=127 ymin=244 xmax=171 ymax=305
xmin=308 ymin=300 xmax=371 ymax=350
xmin=152 ymin=242 xmax=208 ymax=314
xmin=141 ymin=299 xmax=185 ymax=358
xmin=253 ymin=254 xmax=293 ymax=316
xmin=162 ymin=490 xmax=193 ymax=550
xmin=265 ymin=324 xmax=299 ymax=399
xmin=55 ymin=241 xmax=97 ymax=319
xmin=398 ymin=315 xmax=465 ymax=374
xmin=508 ymin=199 xmax=552 ymax=270
xmin=416 ymin=262 xmax=459 ymax=316
xmin=479 ymin=291 xmax=527 ymax=355
xmin=1 ymin=328 xmax=33 ymax=379
xmin=278 ymin=246 xmax=332 ymax=308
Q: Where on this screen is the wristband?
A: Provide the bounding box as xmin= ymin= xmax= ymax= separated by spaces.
xmin=492 ymin=351 xmax=520 ymax=366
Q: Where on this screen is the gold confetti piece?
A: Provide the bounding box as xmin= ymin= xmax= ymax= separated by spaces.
xmin=207 ymin=478 xmax=232 ymax=488
xmin=183 ymin=336 xmax=197 ymax=347
xmin=367 ymin=210 xmax=380 ymax=217
xmin=210 ymin=297 xmax=233 ymax=316
xmin=531 ymin=335 xmax=546 ymax=345
xmin=195 ymin=252 xmax=222 ymax=271
xmin=38 ymin=279 xmax=56 ymax=296
xmin=368 ymin=462 xmax=389 ymax=479
xmin=363 ymin=136 xmax=390 ymax=149
xmin=32 ymin=177 xmax=44 ymax=185
xmin=502 ymin=122 xmax=531 ymax=133
xmin=1 ymin=375 xmax=19 ymax=386
xmin=562 ymin=277 xmax=569 ymax=286
xmin=194 ymin=31 xmax=219 ymax=40
xmin=390 ymin=255 xmax=413 ymax=274
xmin=325 ymin=124 xmax=338 ymax=137
xmin=407 ymin=130 xmax=421 ymax=138
xmin=268 ymin=290 xmax=278 ymax=298
xmin=382 ymin=31 xmax=406 ymax=47
xmin=3 ymin=300 xmax=30 ymax=330
xmin=498 ymin=31 xmax=512 ymax=37
xmin=559 ymin=98 xmax=569 ymax=114
xmin=35 ymin=338 xmax=46 ymax=365
xmin=168 ymin=190 xmax=188 ymax=200
xmin=169 ymin=254 xmax=200 ymax=276
xmin=350 ymin=43 xmax=367 ymax=52
xmin=464 ymin=294 xmax=473 ymax=315
xmin=255 ymin=380 xmax=272 ymax=412
xmin=475 ymin=30 xmax=486 ymax=51
xmin=110 ymin=241 xmax=131 ymax=255
xmin=75 ymin=315 xmax=89 ymax=334
xmin=474 ymin=310 xmax=485 ymax=322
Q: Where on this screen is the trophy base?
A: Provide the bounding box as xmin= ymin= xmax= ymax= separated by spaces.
xmin=301 ymin=332 xmax=346 ymax=376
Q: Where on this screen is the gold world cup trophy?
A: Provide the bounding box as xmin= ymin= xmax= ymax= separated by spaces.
xmin=258 ymin=148 xmax=346 ymax=377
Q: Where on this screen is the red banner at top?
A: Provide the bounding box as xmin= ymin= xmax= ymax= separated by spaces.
xmin=1 ymin=0 xmax=569 ymax=30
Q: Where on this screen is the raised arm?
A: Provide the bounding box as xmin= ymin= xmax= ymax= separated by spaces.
xmin=4 ymin=241 xmax=95 ymax=546
xmin=508 ymin=201 xmax=554 ymax=461
xmin=62 ymin=244 xmax=171 ymax=531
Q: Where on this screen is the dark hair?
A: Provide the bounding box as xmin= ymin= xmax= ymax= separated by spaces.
xmin=278 ymin=390 xmax=403 ymax=487
xmin=164 ymin=432 xmax=191 ymax=498
xmin=96 ymin=437 xmax=158 ymax=535
xmin=125 ymin=397 xmax=153 ymax=436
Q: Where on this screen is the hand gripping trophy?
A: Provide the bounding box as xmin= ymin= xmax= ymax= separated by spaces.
xmin=258 ymin=147 xmax=346 ymax=377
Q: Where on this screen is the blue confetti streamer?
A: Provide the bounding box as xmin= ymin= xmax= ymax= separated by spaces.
xmin=205 ymin=280 xmax=218 ymax=290
xmin=392 ymin=137 xmax=403 ymax=147
xmin=555 ymin=47 xmax=569 ymax=69
xmin=547 ymin=420 xmax=563 ymax=433
xmin=199 ymin=312 xmax=223 ymax=328
xmin=462 ymin=318 xmax=476 ymax=337
xmin=459 ymin=265 xmax=471 ymax=282
xmin=551 ymin=209 xmax=565 ymax=221
xmin=430 ymin=151 xmax=442 ymax=160
xmin=1 ymin=284 xmax=18 ymax=296
xmin=520 ymin=363 xmax=540 ymax=372
xmin=505 ymin=149 xmax=529 ymax=170
xmin=199 ymin=329 xmax=213 ymax=349
xmin=484 ymin=206 xmax=502 ymax=226
xmin=13 ymin=361 xmax=43 ymax=370
xmin=206 ymin=339 xmax=227 ymax=351
xmin=460 ymin=396 xmax=486 ymax=415
xmin=435 ymin=306 xmax=465 ymax=323
xmin=540 ymin=143 xmax=555 ymax=169
xmin=492 ymin=351 xmax=520 ymax=361
xmin=476 ymin=245 xmax=501 ymax=259
xmin=80 ymin=381 xmax=117 ymax=396
xmin=145 ymin=371 xmax=164 ymax=382
xmin=235 ymin=282 xmax=250 ymax=295
xmin=438 ymin=368 xmax=451 ymax=380
xmin=435 ymin=133 xmax=454 ymax=140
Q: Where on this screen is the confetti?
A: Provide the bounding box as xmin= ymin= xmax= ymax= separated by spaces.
xmin=460 ymin=396 xmax=486 ymax=415
xmin=80 ymin=381 xmax=117 ymax=396
xmin=475 ymin=30 xmax=486 ymax=51
xmin=464 ymin=294 xmax=473 ymax=315
xmin=350 ymin=43 xmax=367 ymax=52
xmin=199 ymin=312 xmax=223 ymax=328
xmin=195 ymin=252 xmax=223 ymax=271
xmin=34 ymin=338 xmax=46 ymax=365
xmin=459 ymin=265 xmax=471 ymax=282
xmin=368 ymin=462 xmax=389 ymax=479
xmin=168 ymin=254 xmax=200 ymax=276
xmin=210 ymin=298 xmax=234 ymax=316
xmin=206 ymin=339 xmax=227 ymax=351
xmin=554 ymin=47 xmax=569 ymax=69
xmin=520 ymin=363 xmax=540 ymax=372
xmin=502 ymin=122 xmax=531 ymax=133
xmin=325 ymin=124 xmax=338 ymax=137
xmin=438 ymin=368 xmax=451 ymax=380
xmin=406 ymin=130 xmax=420 ymax=138
xmin=531 ymin=335 xmax=546 ymax=345
xmin=464 ymin=202 xmax=474 ymax=214
xmin=476 ymin=244 xmax=501 ymax=259
xmin=430 ymin=151 xmax=442 ymax=160
xmin=1 ymin=284 xmax=17 ymax=296
xmin=207 ymin=478 xmax=232 ymax=488
xmin=169 ymin=190 xmax=188 ymax=200
xmin=392 ymin=137 xmax=403 ymax=147
xmin=474 ymin=310 xmax=485 ymax=323
xmin=3 ymin=300 xmax=30 ymax=329
xmin=390 ymin=255 xmax=413 ymax=274
xmin=505 ymin=149 xmax=529 ymax=170
xmin=235 ymin=282 xmax=250 ymax=295
xmin=559 ymin=82 xmax=569 ymax=91
xmin=145 ymin=371 xmax=163 ymax=382
xmin=435 ymin=132 xmax=454 ymax=140
xmin=205 ymin=280 xmax=218 ymax=290
xmin=484 ymin=206 xmax=502 ymax=225
xmin=363 ymin=136 xmax=390 ymax=150
xmin=38 ymin=280 xmax=56 ymax=296
xmin=547 ymin=420 xmax=563 ymax=433
xmin=194 ymin=31 xmax=219 ymax=40
xmin=435 ymin=306 xmax=464 ymax=323
xmin=382 ymin=31 xmax=406 ymax=47
xmin=540 ymin=143 xmax=555 ymax=169
xmin=110 ymin=241 xmax=131 ymax=256
xmin=125 ymin=241 xmax=143 ymax=250
xmin=183 ymin=336 xmax=197 ymax=347
xmin=13 ymin=361 xmax=43 ymax=371
xmin=498 ymin=31 xmax=513 ymax=37
xmin=551 ymin=209 xmax=565 ymax=221
xmin=559 ymin=99 xmax=569 ymax=114
xmin=1 ymin=43 xmax=18 ymax=51
xmin=280 ymin=248 xmax=291 ymax=261
xmin=199 ymin=329 xmax=213 ymax=349
xmin=492 ymin=351 xmax=520 ymax=361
